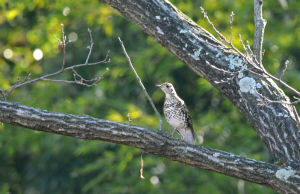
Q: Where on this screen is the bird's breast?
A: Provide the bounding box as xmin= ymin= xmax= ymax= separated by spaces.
xmin=163 ymin=103 xmax=186 ymax=129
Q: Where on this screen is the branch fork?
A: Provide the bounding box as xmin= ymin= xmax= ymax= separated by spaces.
xmin=192 ymin=7 xmax=300 ymax=104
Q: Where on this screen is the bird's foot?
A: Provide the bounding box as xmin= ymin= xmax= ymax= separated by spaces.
xmin=168 ymin=133 xmax=174 ymax=138
xmin=177 ymin=136 xmax=187 ymax=145
xmin=177 ymin=140 xmax=185 ymax=145
xmin=176 ymin=137 xmax=186 ymax=145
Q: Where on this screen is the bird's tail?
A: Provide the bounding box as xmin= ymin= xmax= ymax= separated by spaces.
xmin=184 ymin=129 xmax=195 ymax=145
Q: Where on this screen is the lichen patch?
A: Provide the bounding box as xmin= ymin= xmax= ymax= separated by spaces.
xmin=275 ymin=169 xmax=295 ymax=180
xmin=156 ymin=26 xmax=164 ymax=35
xmin=238 ymin=77 xmax=256 ymax=93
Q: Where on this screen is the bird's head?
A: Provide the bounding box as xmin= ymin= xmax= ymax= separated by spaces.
xmin=155 ymin=82 xmax=175 ymax=95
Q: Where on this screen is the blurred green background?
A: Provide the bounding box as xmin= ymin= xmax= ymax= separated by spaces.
xmin=1 ymin=0 xmax=300 ymax=193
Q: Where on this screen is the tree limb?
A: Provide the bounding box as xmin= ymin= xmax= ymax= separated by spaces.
xmin=1 ymin=26 xmax=110 ymax=100
xmin=253 ymin=0 xmax=267 ymax=66
xmin=0 ymin=100 xmax=299 ymax=194
xmin=103 ymin=0 xmax=300 ymax=165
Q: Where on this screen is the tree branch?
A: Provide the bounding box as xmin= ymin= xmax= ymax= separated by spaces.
xmin=0 ymin=100 xmax=299 ymax=194
xmin=1 ymin=25 xmax=110 ymax=100
xmin=103 ymin=0 xmax=300 ymax=165
xmin=253 ymin=0 xmax=267 ymax=66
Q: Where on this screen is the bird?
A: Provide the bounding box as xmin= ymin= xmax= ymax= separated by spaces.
xmin=156 ymin=82 xmax=195 ymax=144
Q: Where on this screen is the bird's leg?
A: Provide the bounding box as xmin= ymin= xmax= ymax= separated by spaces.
xmin=181 ymin=128 xmax=186 ymax=142
xmin=170 ymin=128 xmax=183 ymax=145
xmin=176 ymin=128 xmax=186 ymax=145
xmin=170 ymin=128 xmax=176 ymax=137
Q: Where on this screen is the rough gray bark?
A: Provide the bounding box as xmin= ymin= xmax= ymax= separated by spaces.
xmin=0 ymin=100 xmax=299 ymax=194
xmin=103 ymin=0 xmax=300 ymax=166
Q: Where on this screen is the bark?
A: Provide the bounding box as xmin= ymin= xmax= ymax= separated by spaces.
xmin=0 ymin=100 xmax=300 ymax=194
xmin=103 ymin=0 xmax=300 ymax=166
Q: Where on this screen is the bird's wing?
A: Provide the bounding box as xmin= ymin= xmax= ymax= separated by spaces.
xmin=176 ymin=102 xmax=196 ymax=140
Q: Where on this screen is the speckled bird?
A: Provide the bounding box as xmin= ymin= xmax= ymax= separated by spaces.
xmin=156 ymin=82 xmax=195 ymax=144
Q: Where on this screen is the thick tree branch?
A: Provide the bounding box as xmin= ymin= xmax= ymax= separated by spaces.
xmin=103 ymin=0 xmax=300 ymax=165
xmin=0 ymin=100 xmax=299 ymax=194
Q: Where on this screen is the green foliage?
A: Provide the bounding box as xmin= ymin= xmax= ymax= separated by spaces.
xmin=1 ymin=0 xmax=299 ymax=193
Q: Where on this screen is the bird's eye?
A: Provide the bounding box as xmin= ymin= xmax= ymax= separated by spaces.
xmin=166 ymin=85 xmax=170 ymax=88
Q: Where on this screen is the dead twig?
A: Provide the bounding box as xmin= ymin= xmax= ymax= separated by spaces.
xmin=127 ymin=112 xmax=138 ymax=147
xmin=41 ymin=67 xmax=109 ymax=88
xmin=189 ymin=31 xmax=231 ymax=51
xmin=291 ymin=105 xmax=300 ymax=130
xmin=127 ymin=113 xmax=132 ymax=126
xmin=85 ymin=28 xmax=94 ymax=65
xmin=280 ymin=60 xmax=289 ymax=81
xmin=230 ymin=12 xmax=234 ymax=45
xmin=128 ymin=112 xmax=145 ymax=180
xmin=254 ymin=87 xmax=300 ymax=129
xmin=118 ymin=37 xmax=163 ymax=131
xmin=254 ymin=88 xmax=300 ymax=106
xmin=140 ymin=152 xmax=145 ymax=179
xmin=204 ymin=61 xmax=255 ymax=85
xmin=1 ymin=25 xmax=110 ymax=100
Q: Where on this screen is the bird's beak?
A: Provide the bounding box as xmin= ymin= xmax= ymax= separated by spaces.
xmin=155 ymin=84 xmax=162 ymax=87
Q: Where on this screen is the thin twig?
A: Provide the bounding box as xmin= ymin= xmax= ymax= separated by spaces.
xmin=41 ymin=68 xmax=109 ymax=87
xmin=0 ymin=88 xmax=5 ymax=100
xmin=263 ymin=70 xmax=300 ymax=97
xmin=255 ymin=88 xmax=300 ymax=129
xmin=60 ymin=24 xmax=67 ymax=71
xmin=200 ymin=7 xmax=228 ymax=44
xmin=127 ymin=113 xmax=132 ymax=125
xmin=230 ymin=12 xmax=234 ymax=44
xmin=127 ymin=112 xmax=138 ymax=147
xmin=206 ymin=61 xmax=253 ymax=75
xmin=189 ymin=31 xmax=231 ymax=50
xmin=246 ymin=41 xmax=254 ymax=59
xmin=239 ymin=34 xmax=250 ymax=58
xmin=204 ymin=61 xmax=255 ymax=84
xmin=291 ymin=105 xmax=300 ymax=130
xmin=254 ymin=86 xmax=300 ymax=128
xmin=197 ymin=8 xmax=262 ymax=70
xmin=280 ymin=60 xmax=289 ymax=81
xmin=127 ymin=112 xmax=144 ymax=173
xmin=254 ymin=88 xmax=300 ymax=106
xmin=3 ymin=51 xmax=110 ymax=100
xmin=72 ymin=68 xmax=102 ymax=83
xmin=140 ymin=152 xmax=145 ymax=179
xmin=118 ymin=37 xmax=163 ymax=131
xmin=1 ymin=25 xmax=110 ymax=100
xmin=85 ymin=28 xmax=94 ymax=65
